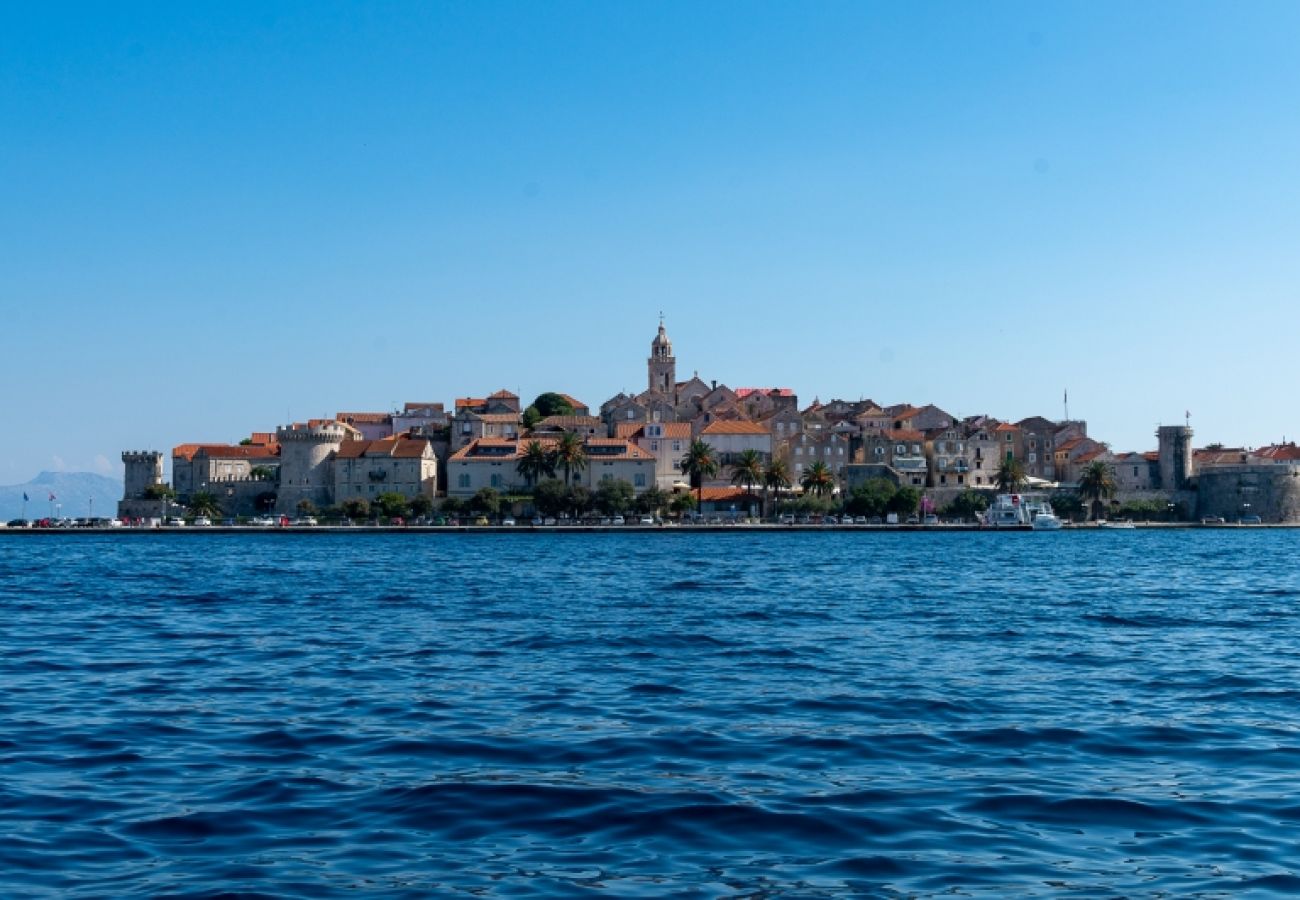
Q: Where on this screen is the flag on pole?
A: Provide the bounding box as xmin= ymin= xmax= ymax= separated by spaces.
xmin=48 ymin=492 xmax=56 ymax=501
xmin=23 ymin=492 xmax=29 ymax=502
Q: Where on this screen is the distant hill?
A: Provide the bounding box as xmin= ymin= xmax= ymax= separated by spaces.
xmin=0 ymin=472 xmax=124 ymax=521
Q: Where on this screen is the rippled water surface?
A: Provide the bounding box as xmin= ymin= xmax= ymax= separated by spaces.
xmin=4 ymin=530 xmax=1300 ymax=897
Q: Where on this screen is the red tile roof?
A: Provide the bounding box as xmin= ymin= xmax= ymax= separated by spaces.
xmin=455 ymin=398 xmax=486 ymax=410
xmin=701 ymin=420 xmax=771 ymax=435
xmin=890 ymin=429 xmax=925 ymax=441
xmin=173 ymin=443 xmax=280 ymax=461
xmin=336 ymin=436 xmax=433 ymax=460
xmin=488 ymin=389 xmax=519 ymax=400
xmin=994 ymin=423 xmax=1021 ymax=432
xmin=697 ymin=486 xmax=760 ymax=501
xmin=336 ymin=412 xmax=392 ymax=424
xmin=735 ymin=387 xmax=795 ymax=399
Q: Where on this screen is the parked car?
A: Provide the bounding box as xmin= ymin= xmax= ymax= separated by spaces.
xmin=193 ymin=516 xmax=213 ymax=527
xmin=1240 ymin=515 xmax=1262 ymax=525
xmin=501 ymin=516 xmax=516 ymax=526
xmin=853 ymin=516 xmax=868 ymax=525
xmin=638 ymin=515 xmax=655 ymax=525
xmin=543 ymin=517 xmax=557 ymax=526
xmin=611 ymin=515 xmax=625 ymax=526
xmin=923 ymin=514 xmax=939 ymax=525
xmin=108 ymin=518 xmax=125 ymax=528
xmin=473 ymin=516 xmax=490 ymax=526
xmin=905 ymin=515 xmax=920 ymax=525
xmin=164 ymin=517 xmax=186 ymax=527
xmin=250 ymin=515 xmax=275 ymax=527
xmin=294 ymin=516 xmax=317 ymax=526
xmin=1200 ymin=515 xmax=1226 ymax=524
xmin=778 ymin=513 xmax=795 ymax=525
xmin=6 ymin=519 xmax=29 ymax=528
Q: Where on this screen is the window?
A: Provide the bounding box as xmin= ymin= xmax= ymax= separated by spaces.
xmin=1006 ymin=433 xmax=1013 ymax=442
xmin=651 ymin=441 xmax=659 ymax=452
xmin=896 ymin=444 xmax=905 ymax=454
xmin=838 ymin=447 xmax=844 ymax=455
xmin=1029 ymin=453 xmax=1037 ymax=463
xmin=874 ymin=446 xmax=884 ymax=456
xmin=458 ymin=473 xmax=470 ymax=488
xmin=1133 ymin=466 xmax=1139 ymax=476
xmin=795 ymin=447 xmax=803 ymax=456
xmin=627 ymin=409 xmax=634 ymax=420
xmin=635 ymin=473 xmax=646 ymax=487
xmin=490 ymin=474 xmax=501 ymax=488
xmin=672 ymin=441 xmax=681 ymax=452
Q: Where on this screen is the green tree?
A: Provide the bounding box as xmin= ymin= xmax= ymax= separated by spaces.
xmin=942 ymin=489 xmax=989 ymax=522
xmin=532 ymin=479 xmax=568 ymax=517
xmin=554 ymin=432 xmax=588 ymax=485
xmin=566 ymin=485 xmax=592 ymax=518
xmin=730 ymin=448 xmax=764 ymax=516
xmin=408 ymin=494 xmax=434 ymax=518
xmin=844 ymin=478 xmax=896 ymax=518
xmin=669 ymin=491 xmax=697 ymax=520
xmin=522 ymin=406 xmax=543 ymax=429
xmin=375 ymin=492 xmax=410 ymax=520
xmin=763 ymin=459 xmax=792 ymax=521
xmin=469 ymin=488 xmax=502 ymax=517
xmin=1049 ymin=492 xmax=1084 ymax=522
xmin=143 ymin=484 xmax=177 ymax=501
xmin=994 ymin=457 xmax=1027 ymax=494
xmin=594 ymin=479 xmax=635 ymax=515
xmin=249 ymin=465 xmax=275 ymax=481
xmin=516 ymin=439 xmax=556 ymax=487
xmin=680 ymin=439 xmax=719 ymax=510
xmin=342 ymin=498 xmax=370 ymax=520
xmin=800 ymin=461 xmax=835 ymax=498
xmin=531 ymin=392 xmax=576 ymax=418
xmin=440 ymin=496 xmax=465 ymax=516
xmin=887 ymin=485 xmax=921 ymax=516
xmin=636 ymin=486 xmax=668 ymax=516
xmin=1076 ymin=460 xmax=1118 ymax=520
xmin=296 ymin=498 xmax=318 ymax=517
xmin=188 ymin=490 xmax=221 ymax=518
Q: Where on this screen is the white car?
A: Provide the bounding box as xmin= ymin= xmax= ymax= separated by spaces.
xmin=250 ymin=516 xmax=276 ymax=527
xmin=294 ymin=516 xmax=318 ymax=526
xmin=164 ymin=516 xmax=186 ymax=527
xmin=108 ymin=518 xmax=125 ymax=528
xmin=501 ymin=517 xmax=516 ymax=526
xmin=193 ymin=516 xmax=212 ymax=527
xmin=611 ymin=515 xmax=625 ymax=526
xmin=638 ymin=516 xmax=655 ymax=525
xmin=923 ymin=514 xmax=939 ymax=525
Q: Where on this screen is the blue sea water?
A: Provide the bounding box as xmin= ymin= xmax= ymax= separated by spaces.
xmin=3 ymin=530 xmax=1300 ymax=897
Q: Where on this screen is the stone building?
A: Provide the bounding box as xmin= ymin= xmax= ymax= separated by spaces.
xmin=275 ymin=421 xmax=352 ymax=515
xmin=334 ymin=435 xmax=438 ymax=506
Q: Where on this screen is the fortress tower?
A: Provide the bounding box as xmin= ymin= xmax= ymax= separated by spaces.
xmin=121 ymin=451 xmax=164 ymax=500
xmin=1156 ymin=425 xmax=1195 ymax=490
xmin=648 ymin=318 xmax=676 ymax=396
xmin=275 ymin=422 xmax=348 ymax=514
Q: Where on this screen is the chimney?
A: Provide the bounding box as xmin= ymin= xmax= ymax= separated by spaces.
xmin=712 ymin=380 xmax=717 ymax=390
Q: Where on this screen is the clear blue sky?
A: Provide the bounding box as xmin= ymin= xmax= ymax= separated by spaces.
xmin=4 ymin=2 xmax=1299 ymax=483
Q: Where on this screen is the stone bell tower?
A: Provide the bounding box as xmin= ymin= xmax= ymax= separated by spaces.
xmin=648 ymin=317 xmax=676 ymax=396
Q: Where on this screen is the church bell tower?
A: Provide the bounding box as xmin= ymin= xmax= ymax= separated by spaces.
xmin=648 ymin=317 xmax=676 ymax=396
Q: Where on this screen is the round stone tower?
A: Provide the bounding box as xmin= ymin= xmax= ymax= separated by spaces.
xmin=648 ymin=318 xmax=676 ymax=395
xmin=1156 ymin=425 xmax=1194 ymax=490
xmin=275 ymin=422 xmax=347 ymax=514
xmin=121 ymin=451 xmax=164 ymax=500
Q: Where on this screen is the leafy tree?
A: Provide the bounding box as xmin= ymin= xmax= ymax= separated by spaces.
xmin=408 ymin=494 xmax=434 ymax=518
xmin=469 ymin=488 xmax=502 ymax=517
xmin=763 ymin=459 xmax=792 ymax=520
xmin=342 ymin=498 xmax=370 ymax=520
xmin=887 ymin=485 xmax=921 ymax=516
xmin=532 ymin=479 xmax=568 ymax=517
xmin=566 ymin=485 xmax=592 ymax=517
xmin=800 ymin=461 xmax=835 ymax=498
xmin=680 ymin=439 xmax=719 ymax=510
xmin=440 ymin=496 xmax=464 ymax=516
xmin=522 ymin=406 xmax=543 ymax=430
xmin=375 ymin=492 xmax=410 ymax=520
xmin=531 ymin=392 xmax=576 ymax=418
xmin=942 ymin=489 xmax=989 ymax=522
xmin=255 ymin=491 xmax=277 ymax=513
xmin=844 ymin=478 xmax=896 ymax=518
xmin=554 ymin=432 xmax=588 ymax=485
xmin=143 ymin=484 xmax=177 ymax=500
xmin=249 ymin=465 xmax=275 ymax=481
xmin=239 ymin=438 xmax=253 ymax=446
xmin=1049 ymin=492 xmax=1084 ymax=522
xmin=296 ymin=498 xmax=318 ymax=517
xmin=1076 ymin=460 xmax=1117 ymax=520
xmin=636 ymin=486 xmax=668 ymax=516
xmin=188 ymin=490 xmax=221 ymax=518
xmin=516 ymin=439 xmax=556 ymax=487
xmin=668 ymin=491 xmax=697 ymax=520
xmin=994 ymin=457 xmax=1027 ymax=494
xmin=594 ymin=479 xmax=635 ymax=515
xmin=731 ymin=448 xmax=764 ymax=515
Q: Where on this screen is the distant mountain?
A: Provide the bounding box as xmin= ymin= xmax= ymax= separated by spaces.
xmin=0 ymin=472 xmax=124 ymax=521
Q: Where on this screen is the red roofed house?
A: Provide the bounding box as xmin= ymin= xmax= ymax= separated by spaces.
xmin=333 ymin=435 xmax=438 ymax=505
xmin=446 ymin=437 xmax=656 ymax=499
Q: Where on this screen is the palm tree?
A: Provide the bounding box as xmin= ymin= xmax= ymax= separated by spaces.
xmin=800 ymin=461 xmax=835 ymax=498
xmin=516 ymin=439 xmax=555 ymax=487
xmin=730 ymin=448 xmax=764 ymax=517
xmin=188 ymin=490 xmax=221 ymax=518
xmin=994 ymin=456 xmax=1027 ymax=494
xmin=553 ymin=432 xmax=587 ymax=486
xmin=1076 ymin=460 xmax=1117 ymax=521
xmin=680 ymin=439 xmax=719 ymax=511
xmin=763 ymin=458 xmax=792 ymax=520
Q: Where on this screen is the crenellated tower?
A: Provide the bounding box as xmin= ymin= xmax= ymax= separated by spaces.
xmin=121 ymin=451 xmax=164 ymax=500
xmin=275 ymin=422 xmax=348 ymax=514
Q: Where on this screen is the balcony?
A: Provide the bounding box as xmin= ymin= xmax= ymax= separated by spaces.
xmin=895 ymin=457 xmax=927 ymax=471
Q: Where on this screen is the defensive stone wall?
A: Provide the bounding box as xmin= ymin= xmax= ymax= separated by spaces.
xmin=1195 ymin=464 xmax=1300 ymax=522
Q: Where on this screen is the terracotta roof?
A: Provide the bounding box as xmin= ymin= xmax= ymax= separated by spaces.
xmin=455 ymin=398 xmax=486 ymax=410
xmin=247 ymin=433 xmax=275 ymax=446
xmin=402 ymin=402 xmax=444 ymax=413
xmin=1258 ymin=444 xmax=1300 ymax=461
xmin=701 ymin=420 xmax=771 ymax=435
xmin=1056 ymin=437 xmax=1084 ymax=452
xmin=584 ymin=439 xmax=655 ymax=460
xmin=488 ymin=389 xmax=519 ymax=400
xmin=994 ymin=423 xmax=1021 ymax=433
xmin=697 ymin=486 xmax=760 ymax=502
xmin=173 ymin=443 xmax=280 ymax=461
xmin=734 ymin=387 xmax=795 ymax=399
xmin=1142 ymin=451 xmax=1160 ymax=461
xmin=617 ymin=422 xmax=691 ymax=440
xmin=889 ymin=429 xmax=925 ymax=441
xmin=535 ymin=415 xmax=602 ymax=429
xmin=889 ymin=405 xmax=921 ymax=420
xmin=336 ymin=412 xmax=392 ymax=424
xmin=336 ymin=437 xmax=433 ymax=460
xmin=557 ymin=393 xmax=587 ymax=409
xmin=474 ymin=413 xmax=522 ymax=424
xmin=1074 ymin=448 xmax=1107 ymax=463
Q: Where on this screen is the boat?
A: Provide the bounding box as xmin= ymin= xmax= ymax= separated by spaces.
xmin=985 ymin=493 xmax=1032 ymax=527
xmin=1098 ymin=519 xmax=1136 ymax=530
xmin=1030 ymin=505 xmax=1064 ymax=530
